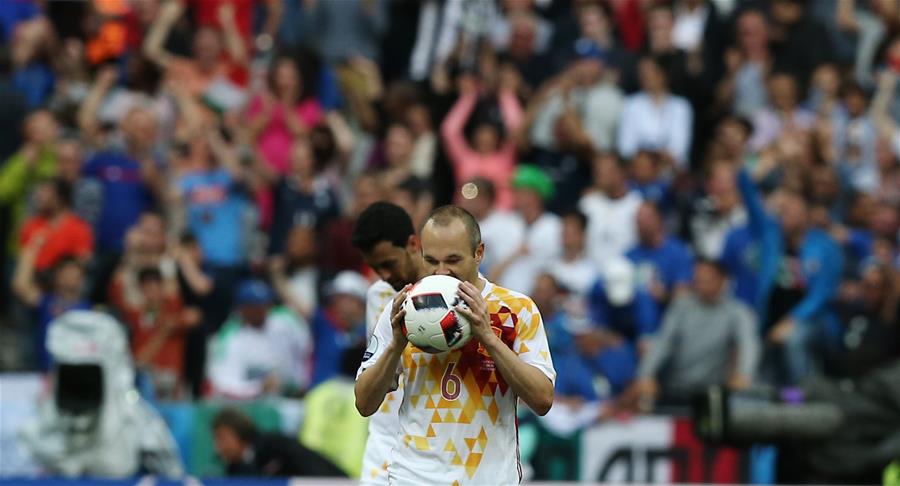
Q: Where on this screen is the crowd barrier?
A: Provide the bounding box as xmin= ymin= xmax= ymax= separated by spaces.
xmin=0 ymin=374 xmax=773 ymax=483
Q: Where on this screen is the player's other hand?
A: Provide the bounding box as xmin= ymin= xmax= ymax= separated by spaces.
xmin=390 ymin=285 xmax=411 ymax=349
xmin=455 ymin=281 xmax=494 ymax=346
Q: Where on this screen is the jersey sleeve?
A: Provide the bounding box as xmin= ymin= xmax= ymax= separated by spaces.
xmin=356 ymin=303 xmax=400 ymax=390
xmin=513 ymin=299 xmax=557 ymax=385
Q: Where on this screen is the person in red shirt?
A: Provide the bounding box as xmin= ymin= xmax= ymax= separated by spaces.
xmin=109 ymin=266 xmax=200 ymax=399
xmin=19 ymin=179 xmax=94 ymax=272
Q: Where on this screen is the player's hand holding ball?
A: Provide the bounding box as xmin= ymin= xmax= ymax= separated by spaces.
xmin=455 ymin=281 xmax=494 ymax=347
xmin=390 ymin=285 xmax=411 ymax=349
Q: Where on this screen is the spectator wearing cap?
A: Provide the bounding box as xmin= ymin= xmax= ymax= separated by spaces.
xmin=625 ymin=259 xmax=759 ymax=409
xmin=207 ymin=279 xmax=314 ymax=398
xmin=626 ymin=202 xmax=695 ymax=309
xmin=458 ymin=177 xmax=524 ymax=277
xmin=579 ymin=153 xmax=644 ymax=266
xmin=618 ymin=55 xmax=693 ymax=169
xmin=572 ymin=257 xmax=659 ymax=397
xmin=737 ymin=169 xmax=844 ymax=385
xmin=310 ymin=271 xmax=369 ymax=387
xmin=441 ymin=72 xmax=523 ymax=210
xmin=489 ymin=165 xmax=562 ymax=296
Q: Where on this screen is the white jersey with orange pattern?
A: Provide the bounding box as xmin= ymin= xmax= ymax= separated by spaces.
xmin=358 ymin=278 xmax=556 ymax=485
xmin=360 ymin=279 xmax=403 ymax=485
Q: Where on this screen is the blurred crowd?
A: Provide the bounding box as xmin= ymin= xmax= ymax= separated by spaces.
xmin=0 ymin=0 xmax=898 ymax=426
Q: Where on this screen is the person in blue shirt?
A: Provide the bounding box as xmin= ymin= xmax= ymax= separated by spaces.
xmin=13 ymin=236 xmax=90 ymax=371
xmin=532 ymin=273 xmax=598 ymax=402
xmin=628 ymin=150 xmax=674 ymax=212
xmin=82 ymin=150 xmax=156 ymax=253
xmin=574 ymin=258 xmax=661 ymax=396
xmin=309 ymin=271 xmax=368 ymax=387
xmin=175 ymin=132 xmax=257 ymax=333
xmin=626 ymin=202 xmax=694 ymax=309
xmin=736 ymin=168 xmax=844 ymax=385
xmin=720 ymin=224 xmax=759 ymax=308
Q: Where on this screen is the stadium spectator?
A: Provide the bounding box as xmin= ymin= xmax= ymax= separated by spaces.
xmin=18 ymin=179 xmax=94 ymax=272
xmin=748 ymin=72 xmax=815 ymax=151
xmin=299 ymin=344 xmax=369 ymax=479
xmin=458 ymin=177 xmax=522 ymax=277
xmin=54 ymin=138 xmax=103 ymax=228
xmin=527 ymin=41 xmax=623 ymax=154
xmin=207 ymin=279 xmax=313 ymax=398
xmin=302 ymin=0 xmax=388 ymax=65
xmin=489 ymin=165 xmax=561 ymax=296
xmin=269 ymin=225 xmax=320 ymax=321
xmin=441 ymin=72 xmax=523 ymax=210
xmin=310 ymin=271 xmax=368 ymax=387
xmin=142 ymin=0 xmax=248 ymax=98
xmin=737 ymin=169 xmax=844 ymax=385
xmin=108 ymin=265 xmax=198 ymax=400
xmin=0 ymin=110 xmax=60 ymax=254
xmin=547 ymin=210 xmax=597 ymax=297
xmin=625 ymin=259 xmax=759 ymax=409
xmin=212 ymin=407 xmax=344 ymax=478
xmin=173 ymin=231 xmax=214 ymax=399
xmin=627 ymin=202 xmax=695 ymax=308
xmin=532 ymin=273 xmax=598 ymax=404
xmin=618 ymin=55 xmax=693 ymax=169
xmin=388 ymin=175 xmax=434 ymax=232
xmin=716 ymin=9 xmax=771 ymax=119
xmin=265 ymin=137 xmax=341 ymax=255
xmin=12 ymin=237 xmax=89 ymax=372
xmin=579 ymin=153 xmax=643 ymax=266
xmin=830 ymin=262 xmax=900 ymax=378
xmin=578 ymin=257 xmax=659 ymax=396
xmin=628 ymin=150 xmax=674 ymax=211
xmin=682 ymin=160 xmax=747 ymax=260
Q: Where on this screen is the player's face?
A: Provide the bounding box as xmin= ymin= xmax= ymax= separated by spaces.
xmin=420 ymin=219 xmax=483 ymax=284
xmin=213 ymin=426 xmax=244 ymax=464
xmin=365 ymin=239 xmax=419 ymax=291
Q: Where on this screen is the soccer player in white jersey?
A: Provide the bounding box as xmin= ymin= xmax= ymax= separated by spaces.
xmin=356 ymin=205 xmax=556 ymax=485
xmin=351 ymin=202 xmax=429 ymax=485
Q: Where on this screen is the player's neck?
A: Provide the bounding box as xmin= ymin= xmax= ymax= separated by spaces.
xmin=473 ymin=276 xmax=486 ymax=292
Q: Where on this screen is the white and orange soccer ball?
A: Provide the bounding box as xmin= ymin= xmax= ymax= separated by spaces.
xmin=403 ymin=275 xmax=472 ymax=353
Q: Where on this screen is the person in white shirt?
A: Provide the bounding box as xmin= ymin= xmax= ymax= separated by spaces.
xmin=547 ymin=210 xmax=598 ymax=297
xmin=350 ymin=202 xmax=431 ymax=485
xmin=489 ymin=166 xmax=562 ymax=296
xmin=618 ymin=56 xmax=694 ymax=169
xmin=529 ymin=43 xmax=624 ymax=153
xmin=356 ymin=205 xmax=555 ymax=485
xmin=207 ymin=280 xmax=313 ymax=399
xmin=458 ymin=177 xmax=524 ymax=277
xmin=579 ymin=153 xmax=644 ymax=266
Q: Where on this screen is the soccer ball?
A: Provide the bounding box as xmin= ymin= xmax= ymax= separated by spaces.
xmin=403 ymin=275 xmax=472 ymax=353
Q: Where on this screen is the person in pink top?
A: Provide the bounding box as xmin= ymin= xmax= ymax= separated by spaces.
xmin=441 ymin=72 xmax=524 ymax=210
xmin=247 ymin=57 xmax=324 ymax=227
